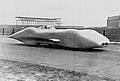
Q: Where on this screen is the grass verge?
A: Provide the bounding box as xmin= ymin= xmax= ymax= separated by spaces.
xmin=0 ymin=58 xmax=118 ymax=81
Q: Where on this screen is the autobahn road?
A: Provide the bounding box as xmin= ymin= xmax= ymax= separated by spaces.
xmin=0 ymin=36 xmax=120 ymax=78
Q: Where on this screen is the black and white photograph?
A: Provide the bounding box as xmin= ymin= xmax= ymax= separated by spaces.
xmin=0 ymin=0 xmax=120 ymax=80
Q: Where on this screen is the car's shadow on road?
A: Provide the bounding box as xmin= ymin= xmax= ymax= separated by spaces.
xmin=10 ymin=43 xmax=107 ymax=52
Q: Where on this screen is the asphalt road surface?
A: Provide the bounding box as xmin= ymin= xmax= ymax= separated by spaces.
xmin=0 ymin=36 xmax=120 ymax=79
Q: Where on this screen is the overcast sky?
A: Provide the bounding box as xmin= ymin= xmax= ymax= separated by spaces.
xmin=0 ymin=0 xmax=120 ymax=26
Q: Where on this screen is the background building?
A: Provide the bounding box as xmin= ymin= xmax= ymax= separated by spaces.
xmin=15 ymin=16 xmax=62 ymax=28
xmin=107 ymin=15 xmax=120 ymax=27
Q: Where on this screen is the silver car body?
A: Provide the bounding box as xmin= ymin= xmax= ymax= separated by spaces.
xmin=9 ymin=27 xmax=110 ymax=49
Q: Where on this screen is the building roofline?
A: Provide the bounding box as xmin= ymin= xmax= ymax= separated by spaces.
xmin=15 ymin=16 xmax=61 ymax=20
xmin=107 ymin=15 xmax=120 ymax=21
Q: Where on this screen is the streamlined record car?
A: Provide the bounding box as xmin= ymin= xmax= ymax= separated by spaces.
xmin=9 ymin=27 xmax=110 ymax=49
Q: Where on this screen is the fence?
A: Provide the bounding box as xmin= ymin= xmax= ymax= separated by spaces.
xmin=0 ymin=28 xmax=22 ymax=35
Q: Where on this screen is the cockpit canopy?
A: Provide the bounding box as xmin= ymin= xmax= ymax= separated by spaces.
xmin=38 ymin=25 xmax=55 ymax=29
